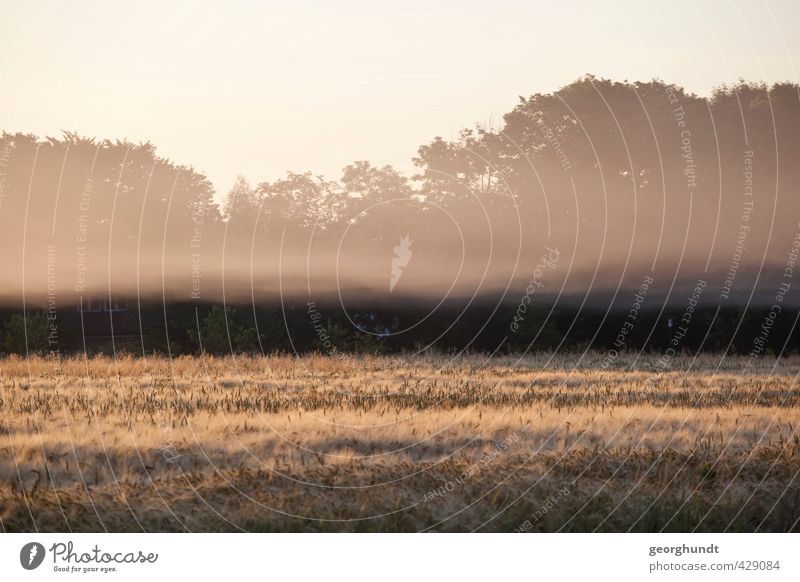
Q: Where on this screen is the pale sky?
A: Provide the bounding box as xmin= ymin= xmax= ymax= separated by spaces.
xmin=1 ymin=0 xmax=798 ymax=198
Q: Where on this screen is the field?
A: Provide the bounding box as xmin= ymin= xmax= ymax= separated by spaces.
xmin=2 ymin=352 xmax=800 ymax=532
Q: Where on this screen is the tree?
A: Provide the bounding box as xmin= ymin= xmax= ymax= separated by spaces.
xmin=255 ymin=172 xmax=340 ymax=232
xmin=222 ymin=175 xmax=259 ymax=236
xmin=196 ymin=306 xmax=235 ymax=354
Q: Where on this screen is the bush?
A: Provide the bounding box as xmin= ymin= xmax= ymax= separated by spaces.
xmin=4 ymin=312 xmax=50 ymax=354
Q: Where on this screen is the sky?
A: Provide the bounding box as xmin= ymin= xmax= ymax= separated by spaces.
xmin=1 ymin=0 xmax=798 ymax=199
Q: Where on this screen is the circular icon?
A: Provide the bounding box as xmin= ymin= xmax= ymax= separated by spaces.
xmin=20 ymin=542 xmax=46 ymax=570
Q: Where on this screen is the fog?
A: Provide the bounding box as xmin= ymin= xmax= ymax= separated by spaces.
xmin=1 ymin=78 xmax=798 ymax=312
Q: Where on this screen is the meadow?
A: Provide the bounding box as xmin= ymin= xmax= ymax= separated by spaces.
xmin=1 ymin=352 xmax=799 ymax=532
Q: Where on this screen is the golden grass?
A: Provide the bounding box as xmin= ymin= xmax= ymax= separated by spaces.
xmin=2 ymin=353 xmax=799 ymax=531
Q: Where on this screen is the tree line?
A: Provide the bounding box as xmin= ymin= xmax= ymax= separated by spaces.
xmin=1 ymin=76 xmax=799 ymax=355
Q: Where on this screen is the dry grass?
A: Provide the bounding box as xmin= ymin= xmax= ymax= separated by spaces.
xmin=1 ymin=352 xmax=800 ymax=532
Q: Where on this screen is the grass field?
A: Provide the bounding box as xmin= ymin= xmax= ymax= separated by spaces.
xmin=2 ymin=352 xmax=800 ymax=532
